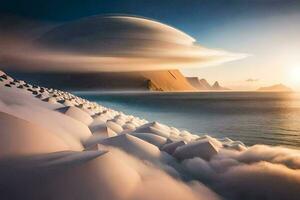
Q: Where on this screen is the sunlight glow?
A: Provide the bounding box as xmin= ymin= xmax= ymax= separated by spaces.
xmin=289 ymin=67 xmax=300 ymax=86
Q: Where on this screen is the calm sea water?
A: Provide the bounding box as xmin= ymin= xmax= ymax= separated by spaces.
xmin=77 ymin=92 xmax=300 ymax=149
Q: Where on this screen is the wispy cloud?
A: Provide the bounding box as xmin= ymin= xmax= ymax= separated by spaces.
xmin=246 ymin=78 xmax=260 ymax=82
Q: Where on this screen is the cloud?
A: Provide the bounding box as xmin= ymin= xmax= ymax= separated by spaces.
xmin=0 ymin=15 xmax=248 ymax=72
xmin=181 ymin=145 xmax=300 ymax=200
xmin=246 ymin=78 xmax=260 ymax=82
xmin=0 ymin=144 xmax=221 ymax=200
xmin=217 ymin=161 xmax=300 ymax=200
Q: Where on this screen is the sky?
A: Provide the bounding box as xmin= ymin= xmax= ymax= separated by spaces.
xmin=1 ymin=0 xmax=300 ymax=90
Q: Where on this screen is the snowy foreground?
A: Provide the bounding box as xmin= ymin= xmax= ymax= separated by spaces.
xmin=0 ymin=70 xmax=300 ymax=200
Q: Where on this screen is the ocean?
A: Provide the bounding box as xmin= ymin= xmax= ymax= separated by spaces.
xmin=76 ymin=91 xmax=300 ymax=149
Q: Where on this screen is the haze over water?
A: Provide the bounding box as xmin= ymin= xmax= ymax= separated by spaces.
xmin=78 ymin=91 xmax=300 ymax=149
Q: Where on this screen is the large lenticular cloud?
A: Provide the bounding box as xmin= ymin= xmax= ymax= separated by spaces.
xmin=0 ymin=15 xmax=247 ymax=72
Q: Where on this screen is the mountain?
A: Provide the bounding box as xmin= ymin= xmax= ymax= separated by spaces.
xmin=187 ymin=77 xmax=211 ymax=90
xmin=257 ymin=84 xmax=293 ymax=92
xmin=211 ymin=81 xmax=230 ymax=90
xmin=187 ymin=77 xmax=230 ymax=91
xmin=10 ymin=70 xmax=196 ymax=92
xmin=199 ymin=79 xmax=212 ymax=90
xmin=141 ymin=70 xmax=196 ymax=91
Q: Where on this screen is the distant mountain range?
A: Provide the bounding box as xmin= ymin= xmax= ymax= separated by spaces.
xmin=9 ymin=70 xmax=232 ymax=92
xmin=257 ymin=84 xmax=293 ymax=92
xmin=187 ymin=77 xmax=230 ymax=91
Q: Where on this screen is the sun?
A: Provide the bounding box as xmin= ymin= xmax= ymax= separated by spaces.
xmin=288 ymin=67 xmax=300 ymax=86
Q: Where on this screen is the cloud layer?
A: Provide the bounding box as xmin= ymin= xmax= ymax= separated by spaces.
xmin=182 ymin=145 xmax=300 ymax=200
xmin=0 ymin=15 xmax=247 ymax=72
